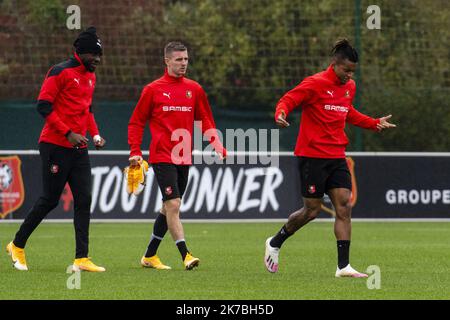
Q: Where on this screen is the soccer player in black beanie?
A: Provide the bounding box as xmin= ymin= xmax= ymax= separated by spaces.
xmin=6 ymin=27 xmax=107 ymax=272
xmin=73 ymin=26 xmax=103 ymax=72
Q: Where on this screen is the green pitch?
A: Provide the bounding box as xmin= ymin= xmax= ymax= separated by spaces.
xmin=1 ymin=222 xmax=449 ymax=300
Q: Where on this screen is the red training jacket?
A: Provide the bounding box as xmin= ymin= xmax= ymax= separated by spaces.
xmin=275 ymin=64 xmax=380 ymax=158
xmin=128 ymin=70 xmax=226 ymax=165
xmin=37 ymin=53 xmax=99 ymax=148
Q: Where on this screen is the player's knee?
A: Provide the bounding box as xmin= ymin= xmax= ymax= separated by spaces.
xmin=303 ymin=202 xmax=321 ymax=220
xmin=303 ymin=198 xmax=321 ymax=215
xmin=165 ymin=198 xmax=181 ymax=213
xmin=304 ymin=207 xmax=320 ymax=220
xmin=47 ymin=203 xmax=59 ymax=212
xmin=73 ymin=194 xmax=91 ymax=215
xmin=335 ymin=201 xmax=352 ymax=220
xmin=36 ymin=197 xmax=59 ymax=212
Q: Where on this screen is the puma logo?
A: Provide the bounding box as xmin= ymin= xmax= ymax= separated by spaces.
xmin=163 ymin=92 xmax=171 ymax=99
xmin=327 ymin=90 xmax=333 ymax=97
xmin=74 ymin=78 xmax=80 ymax=85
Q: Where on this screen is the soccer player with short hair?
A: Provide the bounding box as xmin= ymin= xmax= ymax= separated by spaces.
xmin=264 ymin=38 xmax=396 ymax=277
xmin=7 ymin=27 xmax=106 ymax=272
xmin=128 ymin=41 xmax=226 ymax=270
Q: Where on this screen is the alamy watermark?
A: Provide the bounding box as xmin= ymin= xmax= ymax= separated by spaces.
xmin=66 ymin=265 xmax=81 ymax=289
xmin=366 ymin=265 xmax=381 ymax=289
xmin=367 ymin=5 xmax=381 ymax=30
xmin=67 ymin=4 xmax=381 ymax=32
xmin=66 ymin=5 xmax=81 ymax=30
xmin=171 ymin=121 xmax=281 ymax=167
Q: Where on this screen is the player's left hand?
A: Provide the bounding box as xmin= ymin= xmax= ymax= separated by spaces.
xmin=93 ymin=135 xmax=106 ymax=149
xmin=377 ymin=115 xmax=396 ymax=131
xmin=124 ymin=160 xmax=149 ymax=196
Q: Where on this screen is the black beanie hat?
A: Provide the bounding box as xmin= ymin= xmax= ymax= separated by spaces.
xmin=74 ymin=26 xmax=103 ymax=55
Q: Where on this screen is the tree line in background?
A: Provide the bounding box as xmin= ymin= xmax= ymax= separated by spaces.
xmin=0 ymin=0 xmax=448 ymax=151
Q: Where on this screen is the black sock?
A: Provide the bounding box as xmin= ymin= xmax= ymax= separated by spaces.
xmin=145 ymin=214 xmax=168 ymax=257
xmin=176 ymin=240 xmax=189 ymax=260
xmin=270 ymin=225 xmax=292 ymax=248
xmin=337 ymin=240 xmax=351 ymax=269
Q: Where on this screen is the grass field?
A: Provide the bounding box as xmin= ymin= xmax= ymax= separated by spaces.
xmin=1 ymin=221 xmax=450 ymax=300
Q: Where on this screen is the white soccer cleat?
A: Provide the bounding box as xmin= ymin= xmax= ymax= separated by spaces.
xmin=335 ymin=264 xmax=368 ymax=278
xmin=264 ymin=237 xmax=280 ymax=273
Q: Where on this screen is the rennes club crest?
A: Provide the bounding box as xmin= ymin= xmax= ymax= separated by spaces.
xmin=0 ymin=156 xmax=25 ymax=219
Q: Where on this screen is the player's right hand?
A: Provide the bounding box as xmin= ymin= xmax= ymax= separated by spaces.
xmin=217 ymin=148 xmax=227 ymax=160
xmin=67 ymin=131 xmax=88 ymax=148
xmin=129 ymin=155 xmax=143 ymax=166
xmin=275 ymin=111 xmax=290 ymax=128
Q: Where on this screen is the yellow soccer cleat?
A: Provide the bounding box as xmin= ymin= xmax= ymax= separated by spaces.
xmin=72 ymin=257 xmax=106 ymax=272
xmin=6 ymin=241 xmax=28 ymax=271
xmin=124 ymin=160 xmax=149 ymax=195
xmin=184 ymin=253 xmax=200 ymax=270
xmin=141 ymin=255 xmax=171 ymax=270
